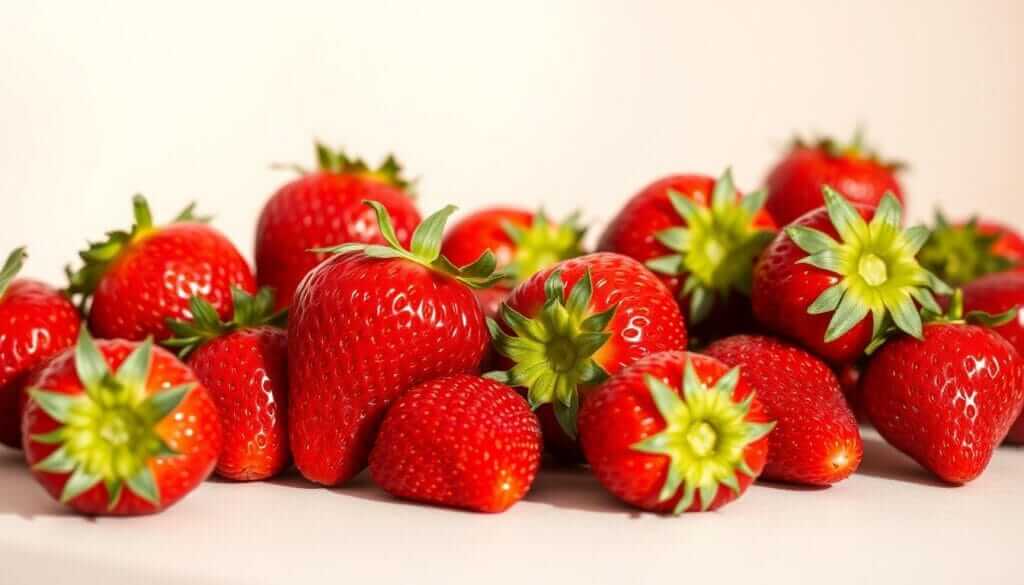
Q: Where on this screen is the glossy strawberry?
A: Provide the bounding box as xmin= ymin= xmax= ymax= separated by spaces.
xmin=918 ymin=214 xmax=1024 ymax=287
xmin=0 ymin=249 xmax=81 ymax=449
xmin=256 ymin=144 xmax=421 ymax=309
xmin=289 ymin=202 xmax=500 ymax=486
xmin=67 ymin=196 xmax=255 ymax=342
xmin=706 ymin=335 xmax=862 ymax=485
xmin=488 ymin=252 xmax=687 ymax=450
xmin=579 ymin=351 xmax=773 ymax=514
xmin=753 ymin=188 xmax=950 ymax=364
xmin=369 ymin=374 xmax=542 ymax=513
xmin=22 ymin=331 xmax=221 ymax=515
xmin=166 ymin=287 xmax=289 ymax=480
xmin=598 ymin=169 xmax=775 ymax=335
xmin=764 ymin=132 xmax=905 ymax=226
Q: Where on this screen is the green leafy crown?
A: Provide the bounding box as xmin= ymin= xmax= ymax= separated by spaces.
xmin=916 ymin=213 xmax=1018 ymax=287
xmin=164 ymin=286 xmax=287 ymax=358
xmin=309 ymin=142 xmax=415 ymax=195
xmin=793 ymin=128 xmax=906 ymax=171
xmin=500 ymin=211 xmax=586 ymax=284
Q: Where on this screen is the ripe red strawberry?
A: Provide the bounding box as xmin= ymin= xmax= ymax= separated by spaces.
xmin=165 ymin=287 xmax=289 ymax=480
xmin=764 ymin=132 xmax=905 ymax=226
xmin=578 ymin=351 xmax=773 ymax=514
xmin=705 ymin=335 xmax=862 ymax=485
xmin=917 ymin=214 xmax=1024 ymax=287
xmin=0 ymin=248 xmax=81 ymax=449
xmin=862 ymin=296 xmax=1024 ymax=483
xmin=66 ymin=195 xmax=255 ymax=342
xmin=961 ymin=272 xmax=1024 ymax=443
xmin=598 ymin=169 xmax=775 ymax=336
xmin=22 ymin=330 xmax=221 ymax=515
xmin=752 ymin=187 xmax=950 ymax=364
xmin=369 ymin=374 xmax=542 ymax=513
xmin=255 ymin=144 xmax=421 ymax=309
xmin=487 ymin=252 xmax=687 ymax=453
xmin=289 ymin=202 xmax=500 ymax=486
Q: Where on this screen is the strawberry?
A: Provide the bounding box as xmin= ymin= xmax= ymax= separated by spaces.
xmin=917 ymin=214 xmax=1024 ymax=287
xmin=288 ymin=202 xmax=500 ymax=486
xmin=752 ymin=187 xmax=950 ymax=364
xmin=764 ymin=131 xmax=905 ymax=226
xmin=598 ymin=169 xmax=775 ymax=336
xmin=705 ymin=335 xmax=862 ymax=485
xmin=578 ymin=351 xmax=773 ymax=514
xmin=0 ymin=248 xmax=81 ymax=449
xmin=22 ymin=330 xmax=221 ymax=515
xmin=66 ymin=195 xmax=255 ymax=342
xmin=255 ymin=144 xmax=421 ymax=310
xmin=369 ymin=374 xmax=542 ymax=513
xmin=862 ymin=294 xmax=1024 ymax=483
xmin=960 ymin=272 xmax=1024 ymax=443
xmin=487 ymin=252 xmax=687 ymax=452
xmin=165 ymin=287 xmax=289 ymax=480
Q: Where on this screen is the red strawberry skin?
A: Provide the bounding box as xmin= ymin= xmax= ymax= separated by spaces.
xmin=288 ymin=253 xmax=489 ymax=486
xmin=369 ymin=374 xmax=542 ymax=513
xmin=962 ymin=272 xmax=1024 ymax=443
xmin=863 ymin=323 xmax=1024 ymax=483
xmin=578 ymin=351 xmax=770 ymax=512
xmin=89 ymin=223 xmax=255 ymax=342
xmin=0 ymin=281 xmax=81 ymax=449
xmin=187 ymin=326 xmax=289 ymax=480
xmin=22 ymin=340 xmax=221 ymax=514
xmin=764 ymin=145 xmax=903 ymax=227
xmin=706 ymin=335 xmax=863 ymax=485
xmin=752 ymin=204 xmax=876 ymax=364
xmin=255 ymin=172 xmax=420 ymax=309
xmin=442 ymin=207 xmax=532 ymax=270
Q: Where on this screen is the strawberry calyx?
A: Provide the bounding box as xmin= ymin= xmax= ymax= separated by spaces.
xmin=632 ymin=360 xmax=774 ymax=514
xmin=0 ymin=246 xmax=27 ymax=298
xmin=916 ymin=213 xmax=1017 ymax=287
xmin=312 ymin=143 xmax=415 ymax=194
xmin=786 ymin=187 xmax=951 ymax=349
xmin=164 ymin=287 xmax=286 ymax=359
xmin=794 ymin=128 xmax=906 ymax=171
xmin=486 ymin=269 xmax=616 ymax=437
xmin=645 ymin=169 xmax=774 ymax=324
xmin=316 ymin=201 xmax=505 ymax=289
xmin=28 ymin=329 xmax=192 ymax=509
xmin=501 ymin=211 xmax=586 ymax=284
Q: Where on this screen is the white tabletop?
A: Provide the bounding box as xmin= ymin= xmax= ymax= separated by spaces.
xmin=1 ymin=430 xmax=1020 ymax=585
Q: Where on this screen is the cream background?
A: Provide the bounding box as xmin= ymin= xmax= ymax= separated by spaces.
xmin=1 ymin=0 xmax=1022 ymax=283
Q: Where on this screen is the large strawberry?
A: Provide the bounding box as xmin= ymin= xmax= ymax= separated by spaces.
xmin=0 ymin=248 xmax=81 ymax=449
xmin=578 ymin=351 xmax=773 ymax=514
xmin=917 ymin=214 xmax=1024 ymax=287
xmin=288 ymin=202 xmax=500 ymax=486
xmin=862 ymin=297 xmax=1024 ymax=484
xmin=487 ymin=253 xmax=687 ymax=448
xmin=22 ymin=330 xmax=221 ymax=515
xmin=369 ymin=374 xmax=542 ymax=513
xmin=255 ymin=144 xmax=421 ymax=310
xmin=764 ymin=131 xmax=905 ymax=226
xmin=66 ymin=195 xmax=255 ymax=342
xmin=165 ymin=287 xmax=289 ymax=480
xmin=705 ymin=335 xmax=862 ymax=485
xmin=598 ymin=169 xmax=775 ymax=334
xmin=752 ymin=187 xmax=950 ymax=364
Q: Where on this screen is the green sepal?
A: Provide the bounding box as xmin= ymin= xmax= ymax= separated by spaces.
xmin=60 ymin=466 xmax=102 ymax=504
xmin=164 ymin=286 xmax=287 ymax=358
xmin=115 ymin=338 xmax=153 ymax=390
xmin=32 ymin=445 xmax=78 ymax=473
xmin=27 ymin=389 xmax=81 ymax=424
xmin=917 ymin=212 xmax=1019 ymax=287
xmin=313 ymin=142 xmax=415 ymax=194
xmin=105 ymin=478 xmax=124 ymax=510
xmin=0 ymin=247 xmax=27 ymax=297
xmin=74 ymin=327 xmax=111 ymax=391
xmin=500 ymin=210 xmax=587 ymax=283
xmin=125 ymin=466 xmax=160 ymax=506
xmin=792 ymin=128 xmax=906 ymax=171
xmin=144 ymin=383 xmax=194 ymax=424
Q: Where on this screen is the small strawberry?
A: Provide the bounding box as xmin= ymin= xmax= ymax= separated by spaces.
xmin=706 ymin=335 xmax=862 ymax=485
xmin=22 ymin=330 xmax=221 ymax=515
xmin=289 ymin=202 xmax=501 ymax=486
xmin=578 ymin=351 xmax=773 ymax=514
xmin=369 ymin=374 xmax=542 ymax=513
xmin=165 ymin=287 xmax=289 ymax=480
xmin=487 ymin=252 xmax=687 ymax=452
xmin=0 ymin=248 xmax=81 ymax=449
xmin=764 ymin=131 xmax=905 ymax=226
xmin=862 ymin=293 xmax=1024 ymax=483
xmin=917 ymin=214 xmax=1024 ymax=287
xmin=67 ymin=195 xmax=255 ymax=342
xmin=752 ymin=187 xmax=950 ymax=364
xmin=598 ymin=169 xmax=775 ymax=335
xmin=256 ymin=144 xmax=421 ymax=309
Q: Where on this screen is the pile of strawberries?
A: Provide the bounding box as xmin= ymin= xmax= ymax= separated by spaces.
xmin=2 ymin=134 xmax=1023 ymax=516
